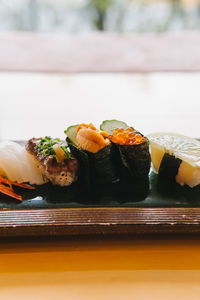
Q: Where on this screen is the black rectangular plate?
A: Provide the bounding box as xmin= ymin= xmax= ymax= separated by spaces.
xmin=0 ymin=141 xmax=199 ymax=237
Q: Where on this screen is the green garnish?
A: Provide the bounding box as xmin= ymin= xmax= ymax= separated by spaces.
xmin=36 ymin=136 xmax=71 ymax=159
xmin=61 ymin=146 xmax=71 ymax=159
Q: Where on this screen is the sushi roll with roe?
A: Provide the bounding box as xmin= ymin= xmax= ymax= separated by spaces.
xmin=100 ymin=120 xmax=151 ymax=180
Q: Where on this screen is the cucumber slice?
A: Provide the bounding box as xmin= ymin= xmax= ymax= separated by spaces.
xmin=64 ymin=125 xmax=79 ymax=146
xmin=100 ymin=120 xmax=129 ymax=135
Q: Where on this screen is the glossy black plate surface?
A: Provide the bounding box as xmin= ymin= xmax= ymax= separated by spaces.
xmin=0 ymin=171 xmax=199 ymax=210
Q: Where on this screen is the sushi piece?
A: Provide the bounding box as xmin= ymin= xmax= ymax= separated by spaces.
xmin=100 ymin=120 xmax=151 ymax=179
xmin=26 ymin=137 xmax=79 ymax=186
xmin=0 ymin=140 xmax=47 ymax=185
xmin=147 ymin=132 xmax=200 ymax=188
xmin=76 ymin=123 xmax=110 ymax=153
xmin=65 ymin=123 xmax=119 ymax=185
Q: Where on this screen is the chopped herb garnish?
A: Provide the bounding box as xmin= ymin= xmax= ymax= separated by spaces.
xmin=35 ymin=136 xmax=71 ymax=159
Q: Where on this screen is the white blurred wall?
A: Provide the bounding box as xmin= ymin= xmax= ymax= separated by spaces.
xmin=0 ymin=72 xmax=199 ymax=140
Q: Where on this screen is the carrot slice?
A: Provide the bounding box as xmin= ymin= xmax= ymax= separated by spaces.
xmin=0 ymin=176 xmax=35 ymax=201
xmin=0 ymin=184 xmax=22 ymax=201
xmin=0 ymin=177 xmax=13 ymax=190
xmin=9 ymin=182 xmax=35 ymax=190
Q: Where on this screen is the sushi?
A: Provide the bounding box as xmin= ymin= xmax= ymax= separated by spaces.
xmin=65 ymin=123 xmax=119 ymax=185
xmin=148 ymin=132 xmax=200 ymax=188
xmin=0 ymin=140 xmax=46 ymax=200
xmin=0 ymin=140 xmax=47 ymax=185
xmin=100 ymin=120 xmax=151 ymax=180
xmin=26 ymin=137 xmax=79 ymax=186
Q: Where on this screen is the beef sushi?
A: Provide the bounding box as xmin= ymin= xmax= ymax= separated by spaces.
xmin=26 ymin=137 xmax=79 ymax=186
xmin=65 ymin=123 xmax=119 ymax=185
xmin=100 ymin=120 xmax=151 ymax=180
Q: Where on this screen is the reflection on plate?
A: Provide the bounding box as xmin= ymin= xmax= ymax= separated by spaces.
xmin=0 ymin=171 xmax=200 ymax=210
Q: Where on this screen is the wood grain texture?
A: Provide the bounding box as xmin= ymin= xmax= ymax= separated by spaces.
xmin=1 ymin=208 xmax=200 ymax=237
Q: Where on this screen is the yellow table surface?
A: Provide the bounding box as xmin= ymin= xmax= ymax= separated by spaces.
xmin=1 ymin=236 xmax=200 ymax=299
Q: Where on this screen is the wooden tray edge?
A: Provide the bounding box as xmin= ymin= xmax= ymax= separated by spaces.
xmin=1 ymin=207 xmax=200 ymax=237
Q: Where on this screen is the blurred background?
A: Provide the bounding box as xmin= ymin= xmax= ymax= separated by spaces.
xmin=0 ymin=0 xmax=199 ymax=140
xmin=0 ymin=0 xmax=200 ymax=33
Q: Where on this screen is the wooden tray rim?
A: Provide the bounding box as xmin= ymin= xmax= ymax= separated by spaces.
xmin=1 ymin=207 xmax=200 ymax=237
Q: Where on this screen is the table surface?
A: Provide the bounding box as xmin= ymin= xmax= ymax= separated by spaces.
xmin=1 ymin=236 xmax=200 ymax=299
xmin=0 ymin=71 xmax=200 ymax=298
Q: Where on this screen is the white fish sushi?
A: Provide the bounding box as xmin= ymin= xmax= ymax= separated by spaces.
xmin=0 ymin=141 xmax=47 ymax=185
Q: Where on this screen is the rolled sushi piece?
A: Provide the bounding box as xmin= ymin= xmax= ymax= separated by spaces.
xmin=100 ymin=120 xmax=151 ymax=180
xmin=65 ymin=123 xmax=119 ymax=185
xmin=147 ymin=132 xmax=200 ymax=188
xmin=26 ymin=136 xmax=79 ymax=186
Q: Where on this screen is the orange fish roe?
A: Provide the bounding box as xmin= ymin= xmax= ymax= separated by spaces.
xmin=109 ymin=127 xmax=146 ymax=145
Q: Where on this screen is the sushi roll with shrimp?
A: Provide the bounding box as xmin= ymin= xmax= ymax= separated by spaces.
xmin=65 ymin=123 xmax=119 ymax=185
xmin=100 ymin=120 xmax=151 ymax=180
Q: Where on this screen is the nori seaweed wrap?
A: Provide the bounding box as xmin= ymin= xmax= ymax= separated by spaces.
xmin=117 ymin=138 xmax=151 ymax=179
xmin=100 ymin=120 xmax=151 ymax=180
xmin=65 ymin=123 xmax=119 ymax=185
xmin=83 ymin=143 xmax=119 ymax=185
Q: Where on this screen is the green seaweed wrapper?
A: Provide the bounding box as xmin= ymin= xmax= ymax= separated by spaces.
xmin=68 ymin=142 xmax=119 ymax=186
xmin=117 ymin=138 xmax=151 ymax=180
xmin=65 ymin=124 xmax=120 ymax=185
xmin=100 ymin=120 xmax=151 ymax=180
xmin=84 ymin=143 xmax=119 ymax=185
